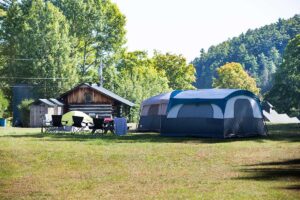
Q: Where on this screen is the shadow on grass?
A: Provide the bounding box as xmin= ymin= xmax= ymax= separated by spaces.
xmin=237 ymin=158 xmax=300 ymax=191
xmin=1 ymin=124 xmax=299 ymax=144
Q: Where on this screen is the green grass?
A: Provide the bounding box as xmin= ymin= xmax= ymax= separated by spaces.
xmin=0 ymin=124 xmax=299 ymax=200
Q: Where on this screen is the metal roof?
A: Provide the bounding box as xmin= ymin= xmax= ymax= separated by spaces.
xmin=60 ymin=83 xmax=135 ymax=107
xmin=89 ymin=84 xmax=135 ymax=107
xmin=38 ymin=99 xmax=56 ymax=107
xmin=49 ymin=98 xmax=64 ymax=106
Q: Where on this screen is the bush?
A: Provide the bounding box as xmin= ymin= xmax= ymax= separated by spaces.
xmin=18 ymin=99 xmax=34 ymax=127
xmin=0 ymin=90 xmax=9 ymax=118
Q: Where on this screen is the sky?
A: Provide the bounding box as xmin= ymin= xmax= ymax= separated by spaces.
xmin=111 ymin=0 xmax=300 ymax=62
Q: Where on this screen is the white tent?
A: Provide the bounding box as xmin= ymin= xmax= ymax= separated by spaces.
xmin=263 ymin=102 xmax=300 ymax=124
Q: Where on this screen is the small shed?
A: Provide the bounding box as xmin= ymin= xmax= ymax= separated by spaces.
xmin=50 ymin=98 xmax=64 ymax=115
xmin=30 ymin=99 xmax=64 ymax=127
xmin=59 ymin=83 xmax=135 ymax=118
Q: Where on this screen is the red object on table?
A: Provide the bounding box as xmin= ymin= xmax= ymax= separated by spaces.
xmin=104 ymin=118 xmax=113 ymax=123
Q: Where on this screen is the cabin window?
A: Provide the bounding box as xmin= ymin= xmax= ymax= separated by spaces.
xmin=84 ymin=92 xmax=93 ymax=103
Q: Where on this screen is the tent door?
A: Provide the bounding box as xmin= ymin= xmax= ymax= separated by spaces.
xmin=234 ymin=99 xmax=253 ymax=134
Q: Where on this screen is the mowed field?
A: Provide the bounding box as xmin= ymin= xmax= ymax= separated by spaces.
xmin=0 ymin=124 xmax=299 ymax=200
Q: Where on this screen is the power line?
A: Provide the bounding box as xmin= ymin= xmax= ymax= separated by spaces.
xmin=0 ymin=84 xmax=68 ymax=88
xmin=9 ymin=85 xmax=63 ymax=88
xmin=5 ymin=58 xmax=42 ymax=61
xmin=0 ymin=77 xmax=69 ymax=80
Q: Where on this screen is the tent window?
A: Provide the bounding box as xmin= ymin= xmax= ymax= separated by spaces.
xmin=177 ymin=104 xmax=213 ymax=118
xmin=234 ymin=99 xmax=253 ymax=118
xmin=148 ymin=104 xmax=159 ymax=116
xmin=141 ymin=105 xmax=150 ymax=116
xmin=160 ymin=103 xmax=168 ymax=115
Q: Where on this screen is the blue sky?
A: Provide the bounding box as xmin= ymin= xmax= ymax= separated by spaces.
xmin=112 ymin=0 xmax=300 ymax=61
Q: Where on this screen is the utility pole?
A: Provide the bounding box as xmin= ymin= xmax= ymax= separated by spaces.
xmin=98 ymin=56 xmax=103 ymax=87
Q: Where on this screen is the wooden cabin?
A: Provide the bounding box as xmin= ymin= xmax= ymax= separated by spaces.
xmin=30 ymin=98 xmax=64 ymax=127
xmin=59 ymin=83 xmax=135 ymax=118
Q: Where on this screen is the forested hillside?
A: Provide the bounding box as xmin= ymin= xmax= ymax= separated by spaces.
xmin=193 ymin=14 xmax=300 ymax=93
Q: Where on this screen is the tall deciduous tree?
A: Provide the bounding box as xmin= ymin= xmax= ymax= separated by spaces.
xmin=103 ymin=51 xmax=170 ymax=122
xmin=266 ymin=34 xmax=300 ymax=116
xmin=51 ymin=0 xmax=126 ymax=80
xmin=1 ymin=0 xmax=78 ymax=97
xmin=213 ymin=62 xmax=260 ymax=95
xmin=152 ymin=51 xmax=195 ymax=90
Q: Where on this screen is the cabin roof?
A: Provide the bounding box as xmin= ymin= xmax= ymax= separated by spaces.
xmin=34 ymin=99 xmax=56 ymax=107
xmin=60 ymin=83 xmax=135 ymax=107
xmin=31 ymin=98 xmax=64 ymax=107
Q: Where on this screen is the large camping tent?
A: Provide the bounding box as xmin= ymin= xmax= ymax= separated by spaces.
xmin=139 ymin=89 xmax=266 ymax=138
xmin=138 ymin=92 xmax=171 ymax=131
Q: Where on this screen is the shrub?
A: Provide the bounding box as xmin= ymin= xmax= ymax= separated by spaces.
xmin=0 ymin=90 xmax=9 ymax=118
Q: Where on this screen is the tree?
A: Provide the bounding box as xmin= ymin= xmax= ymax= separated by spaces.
xmin=258 ymin=53 xmax=270 ymax=89
xmin=103 ymin=51 xmax=170 ymax=122
xmin=51 ymin=0 xmax=126 ymax=80
xmin=266 ymin=34 xmax=300 ymax=116
xmin=152 ymin=51 xmax=195 ymax=90
xmin=269 ymin=47 xmax=281 ymax=67
xmin=0 ymin=90 xmax=8 ymax=118
xmin=213 ymin=62 xmax=260 ymax=95
xmin=17 ymin=98 xmax=34 ymax=127
xmin=1 ymin=0 xmax=78 ymax=97
xmin=193 ymin=14 xmax=300 ymax=91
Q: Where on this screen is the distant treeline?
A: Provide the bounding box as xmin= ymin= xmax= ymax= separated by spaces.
xmin=193 ymin=14 xmax=300 ymax=93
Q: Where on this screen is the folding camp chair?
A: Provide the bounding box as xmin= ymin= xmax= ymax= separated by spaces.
xmin=44 ymin=115 xmax=67 ymax=133
xmin=89 ymin=118 xmax=105 ymax=134
xmin=43 ymin=114 xmax=51 ymax=126
xmin=41 ymin=114 xmax=51 ymax=133
xmin=72 ymin=116 xmax=89 ymax=132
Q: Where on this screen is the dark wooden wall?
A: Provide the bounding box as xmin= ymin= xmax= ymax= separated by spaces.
xmin=64 ymin=85 xmax=115 ymax=105
xmin=60 ymin=85 xmax=127 ymax=117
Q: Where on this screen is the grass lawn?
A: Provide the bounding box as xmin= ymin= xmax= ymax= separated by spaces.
xmin=0 ymin=124 xmax=299 ymax=200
